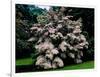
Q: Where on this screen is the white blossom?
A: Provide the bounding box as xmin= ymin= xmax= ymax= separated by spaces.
xmin=52 ymin=57 xmax=64 ymax=68
xmin=59 ymin=41 xmax=67 ymax=52
xmin=51 ymin=48 xmax=59 ymax=55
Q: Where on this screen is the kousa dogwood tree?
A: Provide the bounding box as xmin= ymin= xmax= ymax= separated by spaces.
xmin=28 ymin=7 xmax=89 ymax=70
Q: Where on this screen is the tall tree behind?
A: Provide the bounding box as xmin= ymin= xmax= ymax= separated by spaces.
xmin=16 ymin=4 xmax=46 ymax=59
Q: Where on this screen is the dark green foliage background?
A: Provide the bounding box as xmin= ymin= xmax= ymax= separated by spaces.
xmin=16 ymin=4 xmax=46 ymax=59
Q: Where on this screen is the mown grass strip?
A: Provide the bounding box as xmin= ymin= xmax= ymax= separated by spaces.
xmin=16 ymin=58 xmax=34 ymax=66
xmin=58 ymin=61 xmax=94 ymax=70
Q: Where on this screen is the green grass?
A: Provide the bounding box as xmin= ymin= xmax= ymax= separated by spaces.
xmin=16 ymin=58 xmax=34 ymax=66
xmin=16 ymin=57 xmax=94 ymax=70
xmin=57 ymin=61 xmax=94 ymax=70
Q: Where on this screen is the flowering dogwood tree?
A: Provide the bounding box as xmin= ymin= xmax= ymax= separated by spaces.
xmin=28 ymin=7 xmax=89 ymax=69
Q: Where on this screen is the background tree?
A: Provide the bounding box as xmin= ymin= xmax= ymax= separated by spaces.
xmin=16 ymin=4 xmax=47 ymax=59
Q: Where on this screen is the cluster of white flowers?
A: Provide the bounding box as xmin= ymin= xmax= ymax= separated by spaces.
xmin=28 ymin=7 xmax=89 ymax=69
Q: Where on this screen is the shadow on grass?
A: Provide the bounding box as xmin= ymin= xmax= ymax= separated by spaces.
xmin=16 ymin=65 xmax=33 ymax=73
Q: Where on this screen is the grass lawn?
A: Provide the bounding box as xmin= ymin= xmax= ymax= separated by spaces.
xmin=57 ymin=61 xmax=94 ymax=71
xmin=16 ymin=57 xmax=94 ymax=71
xmin=16 ymin=58 xmax=34 ymax=66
